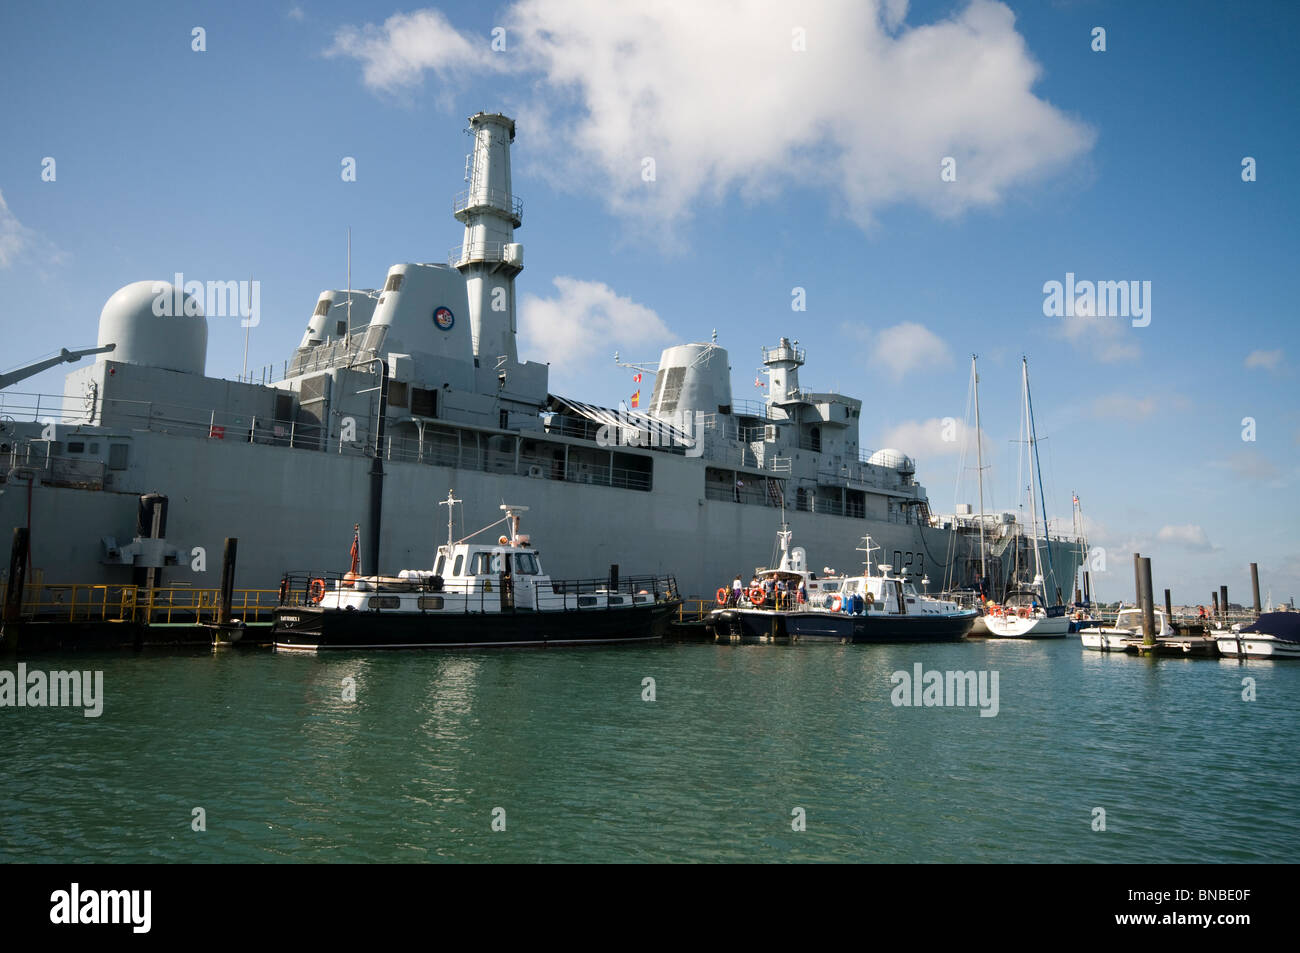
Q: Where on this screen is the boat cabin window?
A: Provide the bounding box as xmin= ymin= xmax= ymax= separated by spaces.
xmin=514 ymin=553 xmax=539 ymax=575
xmin=821 ymin=581 xmax=841 ymax=593
xmin=434 ymin=554 xmax=446 ymax=576
xmin=452 ymin=554 xmax=464 ymax=576
xmin=471 ymin=551 xmax=514 ymax=575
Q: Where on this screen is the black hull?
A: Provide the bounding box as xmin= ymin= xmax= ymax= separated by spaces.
xmin=272 ymin=601 xmax=680 ymax=650
xmin=786 ymin=610 xmax=976 ymax=643
xmin=709 ymin=609 xmax=791 ymax=641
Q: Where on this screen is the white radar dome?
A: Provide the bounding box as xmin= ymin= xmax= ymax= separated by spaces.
xmin=868 ymin=448 xmax=914 ymax=470
xmin=96 ymin=280 xmax=208 ymax=375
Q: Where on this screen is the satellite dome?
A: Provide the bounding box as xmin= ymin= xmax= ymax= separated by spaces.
xmin=868 ymin=448 xmax=914 ymax=470
xmin=96 ymin=280 xmax=208 ymax=375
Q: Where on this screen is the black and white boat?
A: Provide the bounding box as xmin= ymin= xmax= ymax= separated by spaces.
xmin=707 ymin=523 xmax=842 ymax=641
xmin=785 ymin=538 xmax=976 ymax=643
xmin=272 ymin=493 xmax=680 ymax=650
xmin=1214 ymin=611 xmax=1300 ymax=659
xmin=710 ymin=531 xmax=975 ymax=643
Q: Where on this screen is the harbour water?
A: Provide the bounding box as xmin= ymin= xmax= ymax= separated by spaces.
xmin=2 ymin=639 xmax=1296 ymax=863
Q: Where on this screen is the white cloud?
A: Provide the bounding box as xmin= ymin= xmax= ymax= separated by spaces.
xmin=330 ymin=0 xmax=1095 ymax=228
xmin=1057 ymin=312 xmax=1141 ymax=362
xmin=0 ymin=190 xmax=34 ymax=268
xmin=1244 ymin=348 xmax=1283 ymax=371
xmin=1157 ymin=524 xmax=1214 ymax=552
xmin=288 ymin=4 xmax=305 ymax=22
xmin=326 ymin=9 xmax=505 ymax=91
xmin=519 ymin=276 xmax=674 ymax=390
xmin=875 ymin=416 xmax=983 ymax=462
xmin=845 ymin=321 xmax=952 ymax=381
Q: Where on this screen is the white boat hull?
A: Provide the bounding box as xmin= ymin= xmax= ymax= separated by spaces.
xmin=1216 ymin=635 xmax=1300 ymax=659
xmin=983 ymin=612 xmax=1069 ymax=639
xmin=1079 ymin=628 xmax=1133 ymax=652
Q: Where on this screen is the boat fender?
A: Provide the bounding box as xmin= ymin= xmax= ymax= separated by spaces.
xmin=716 ymin=588 xmax=729 ymax=605
xmin=308 ymin=578 xmax=326 ymax=604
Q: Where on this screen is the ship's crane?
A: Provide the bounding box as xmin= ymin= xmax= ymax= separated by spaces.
xmin=0 ymin=344 xmax=115 ymax=390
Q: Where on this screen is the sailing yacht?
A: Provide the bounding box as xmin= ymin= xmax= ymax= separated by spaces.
xmin=984 ymin=358 xmax=1069 ymax=639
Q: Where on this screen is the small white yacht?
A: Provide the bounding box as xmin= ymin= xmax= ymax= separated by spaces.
xmin=1079 ymin=606 xmax=1173 ymax=652
xmin=1214 ymin=611 xmax=1300 ymax=659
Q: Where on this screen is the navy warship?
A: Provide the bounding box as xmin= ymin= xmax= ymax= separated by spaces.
xmin=0 ymin=112 xmax=1080 ymax=603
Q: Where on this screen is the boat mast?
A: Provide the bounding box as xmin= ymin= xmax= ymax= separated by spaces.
xmin=1024 ymin=356 xmax=1058 ymax=602
xmin=1022 ymin=357 xmax=1044 ymax=598
xmin=972 ymin=354 xmax=987 ymax=582
xmin=439 ymin=489 xmax=461 ymax=549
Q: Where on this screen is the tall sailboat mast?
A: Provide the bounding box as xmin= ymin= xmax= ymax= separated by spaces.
xmin=972 ymin=355 xmax=987 ymax=582
xmin=1022 ymin=358 xmax=1044 ymax=596
xmin=1024 ymin=356 xmax=1057 ymax=602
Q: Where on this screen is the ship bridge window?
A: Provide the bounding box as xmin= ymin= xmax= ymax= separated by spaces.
xmin=67 ymin=441 xmax=85 ymax=454
xmin=514 ymin=553 xmax=538 ymax=575
xmin=384 ymin=273 xmax=404 ymax=292
xmin=314 ymin=298 xmax=331 ymax=317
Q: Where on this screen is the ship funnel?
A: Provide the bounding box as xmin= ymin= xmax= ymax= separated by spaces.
xmin=649 ymin=342 xmax=732 ymax=419
xmin=453 ymin=112 xmax=522 ymax=366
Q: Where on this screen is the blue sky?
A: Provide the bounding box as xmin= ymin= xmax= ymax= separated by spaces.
xmin=1 ymin=0 xmax=1297 ymax=604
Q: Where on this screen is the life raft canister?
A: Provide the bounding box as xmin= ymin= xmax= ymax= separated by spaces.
xmin=308 ymin=578 xmax=327 ymax=604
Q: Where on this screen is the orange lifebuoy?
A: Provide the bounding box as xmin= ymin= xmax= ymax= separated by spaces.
xmin=990 ymin=606 xmax=1003 ymax=616
xmin=716 ymin=587 xmax=729 ymax=605
xmin=749 ymin=587 xmax=765 ymax=604
xmin=830 ymin=594 xmax=842 ymax=611
xmin=309 ymin=578 xmax=327 ymax=604
xmin=1018 ymin=607 xmax=1030 ymax=618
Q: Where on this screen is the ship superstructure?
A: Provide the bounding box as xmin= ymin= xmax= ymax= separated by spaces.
xmin=0 ymin=111 xmax=1081 ymax=602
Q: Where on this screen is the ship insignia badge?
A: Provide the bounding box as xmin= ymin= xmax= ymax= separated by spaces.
xmin=433 ymin=306 xmax=455 ymax=331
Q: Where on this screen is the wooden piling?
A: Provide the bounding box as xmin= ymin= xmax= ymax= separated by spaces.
xmin=1212 ymin=591 xmax=1219 ymax=619
xmin=1133 ymin=553 xmax=1142 ymax=607
xmin=1251 ymin=563 xmax=1262 ymax=617
xmin=1220 ymin=585 xmax=1229 ymax=624
xmin=1164 ymin=588 xmax=1173 ymax=621
xmin=1139 ymin=557 xmax=1156 ymax=646
xmin=218 ymin=538 xmax=238 ymax=625
xmin=3 ymin=527 xmax=30 ymax=625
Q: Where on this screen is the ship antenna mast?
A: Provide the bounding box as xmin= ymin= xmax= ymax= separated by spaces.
xmin=857 ymin=535 xmax=881 ymax=574
xmin=439 ymin=489 xmax=461 ymax=549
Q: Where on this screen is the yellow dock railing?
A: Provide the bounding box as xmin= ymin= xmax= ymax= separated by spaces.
xmin=0 ymin=583 xmax=282 ymax=624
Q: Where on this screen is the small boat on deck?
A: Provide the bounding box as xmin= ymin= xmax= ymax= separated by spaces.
xmin=272 ymin=494 xmax=680 ymax=650
xmin=1079 ymin=606 xmax=1172 ymax=651
xmin=1214 ymin=611 xmax=1300 ymax=659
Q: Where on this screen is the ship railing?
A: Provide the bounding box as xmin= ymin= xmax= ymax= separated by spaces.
xmin=0 ymin=582 xmax=282 ymax=624
xmin=276 ymin=571 xmax=679 ymax=613
xmin=452 ymin=187 xmax=523 ymax=221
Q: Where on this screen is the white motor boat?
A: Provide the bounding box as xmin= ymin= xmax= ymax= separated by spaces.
xmin=1215 ymin=611 xmax=1300 ymax=659
xmin=1080 ymin=606 xmax=1172 ymax=652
